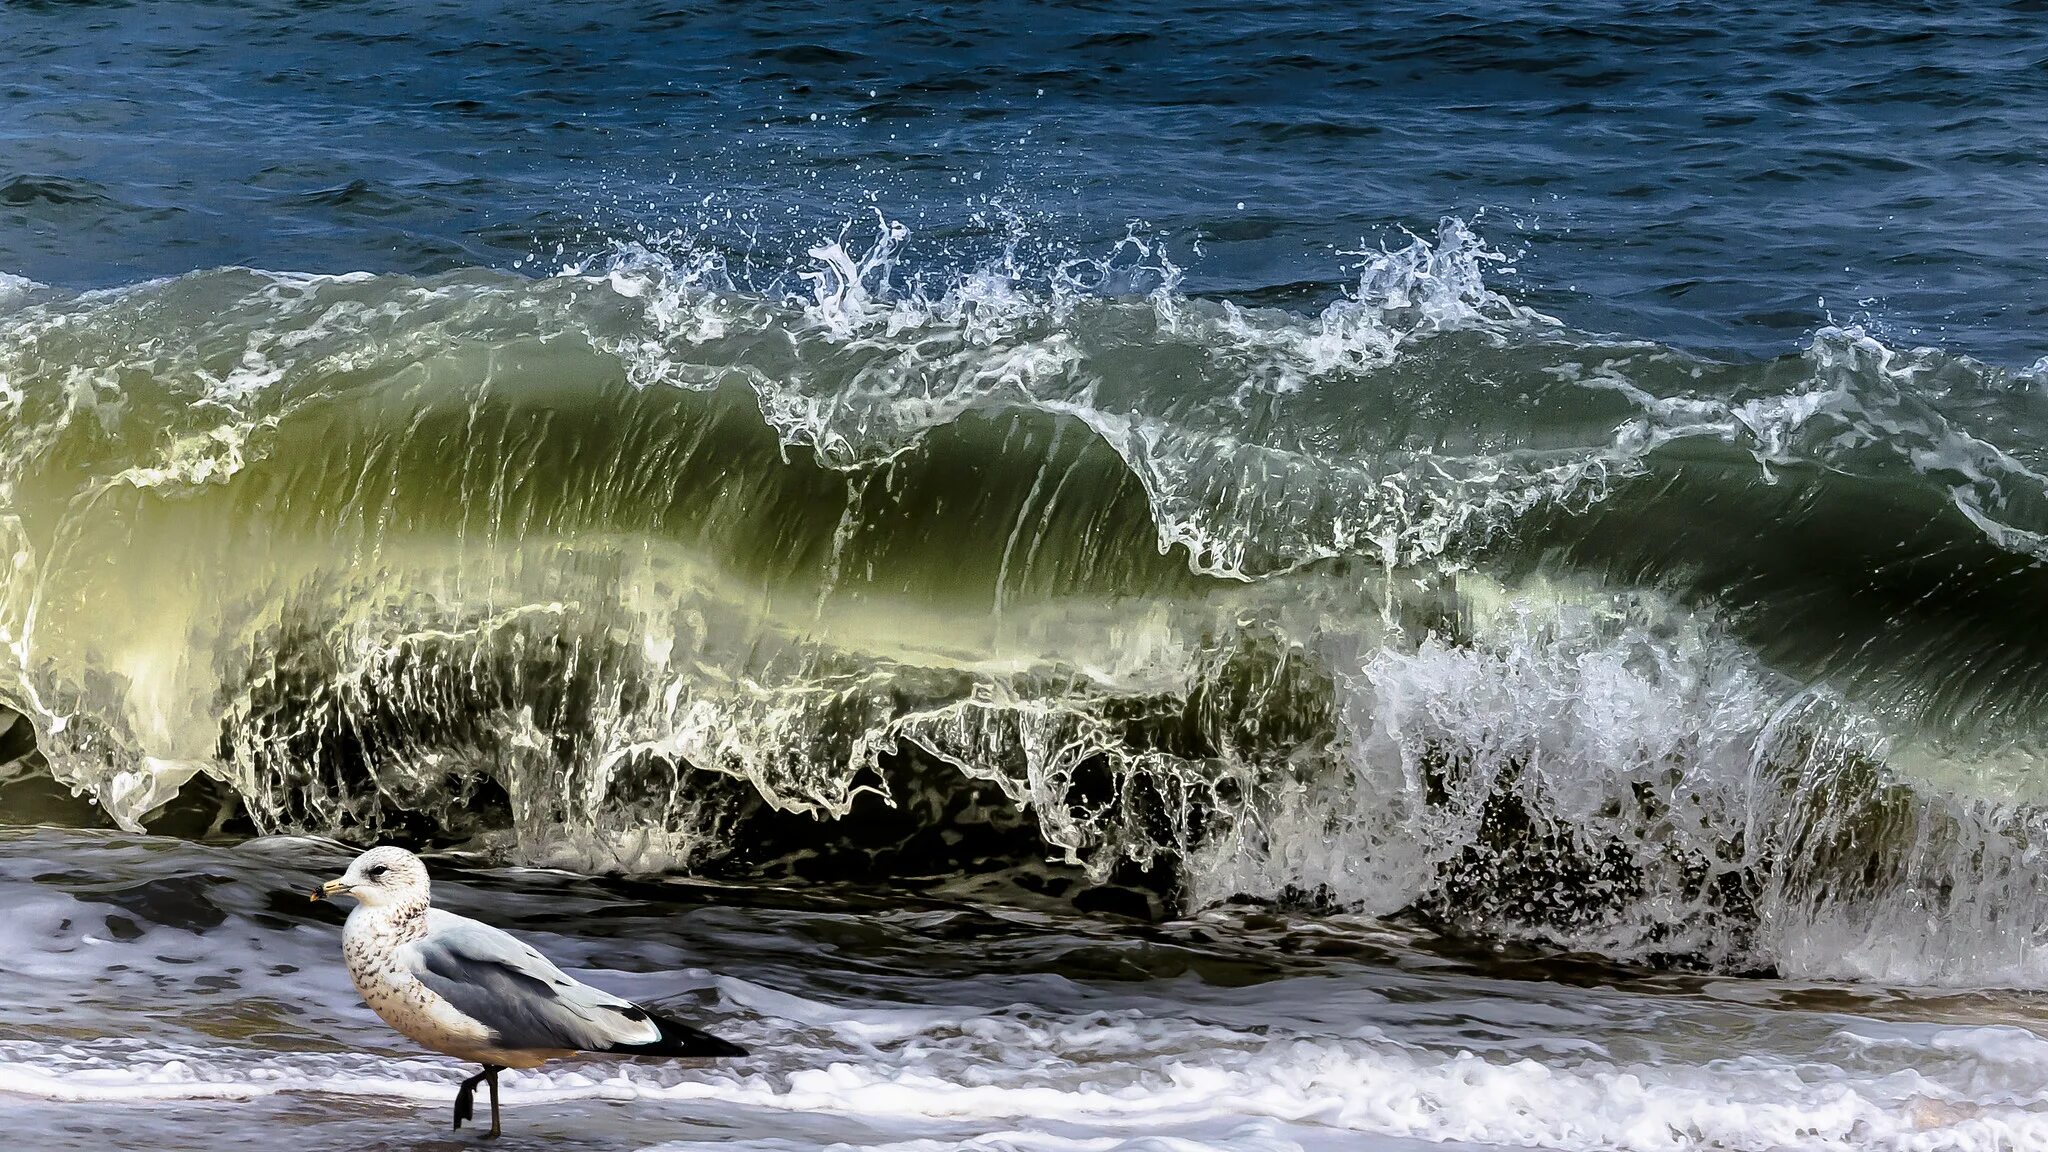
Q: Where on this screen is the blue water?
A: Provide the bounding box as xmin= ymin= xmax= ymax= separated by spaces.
xmin=7 ymin=0 xmax=2048 ymax=362
xmin=8 ymin=10 xmax=2048 ymax=1150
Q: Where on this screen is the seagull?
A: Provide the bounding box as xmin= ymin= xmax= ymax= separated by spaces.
xmin=311 ymin=845 xmax=745 ymax=1138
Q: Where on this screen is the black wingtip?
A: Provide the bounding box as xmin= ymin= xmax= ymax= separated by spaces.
xmin=608 ymin=1008 xmax=748 ymax=1059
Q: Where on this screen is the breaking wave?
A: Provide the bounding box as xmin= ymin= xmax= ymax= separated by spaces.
xmin=3 ymin=218 xmax=2047 ymax=986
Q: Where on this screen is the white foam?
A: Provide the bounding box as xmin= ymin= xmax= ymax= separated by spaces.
xmin=1 ymin=1007 xmax=2041 ymax=1152
xmin=0 ymin=272 xmax=38 ymax=310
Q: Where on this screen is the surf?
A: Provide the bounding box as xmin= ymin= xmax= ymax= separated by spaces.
xmin=1 ymin=221 xmax=2045 ymax=986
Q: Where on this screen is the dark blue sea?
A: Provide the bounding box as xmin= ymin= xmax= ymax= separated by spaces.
xmin=10 ymin=0 xmax=2048 ymax=361
xmin=1 ymin=4 xmax=2046 ymax=1149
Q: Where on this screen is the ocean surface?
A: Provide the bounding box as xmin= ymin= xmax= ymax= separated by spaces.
xmin=2 ymin=2 xmax=2047 ymax=1149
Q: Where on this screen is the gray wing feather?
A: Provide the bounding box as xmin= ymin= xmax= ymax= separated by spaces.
xmin=401 ymin=911 xmax=660 ymax=1053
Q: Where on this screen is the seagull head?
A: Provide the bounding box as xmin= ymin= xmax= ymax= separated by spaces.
xmin=313 ymin=845 xmax=430 ymax=908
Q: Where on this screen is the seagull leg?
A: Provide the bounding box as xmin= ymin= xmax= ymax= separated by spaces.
xmin=484 ymin=1065 xmax=503 ymax=1139
xmin=453 ymin=1065 xmax=490 ymax=1131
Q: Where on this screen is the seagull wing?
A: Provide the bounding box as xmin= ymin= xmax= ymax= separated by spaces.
xmin=398 ymin=910 xmax=665 ymax=1054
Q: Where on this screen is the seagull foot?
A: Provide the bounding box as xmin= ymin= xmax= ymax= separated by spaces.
xmin=453 ymin=1073 xmax=482 ymax=1130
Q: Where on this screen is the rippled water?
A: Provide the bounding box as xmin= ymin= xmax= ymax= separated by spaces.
xmin=8 ymin=1 xmax=2048 ymax=362
xmin=5 ymin=2 xmax=2048 ymax=1149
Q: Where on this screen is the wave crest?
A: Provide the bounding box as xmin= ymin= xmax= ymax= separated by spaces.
xmin=2 ymin=222 xmax=2047 ymax=985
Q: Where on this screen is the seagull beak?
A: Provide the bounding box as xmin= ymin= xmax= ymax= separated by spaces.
xmin=311 ymin=878 xmax=352 ymax=902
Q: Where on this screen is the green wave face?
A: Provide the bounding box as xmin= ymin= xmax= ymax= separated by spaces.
xmin=3 ymin=233 xmax=2047 ymax=985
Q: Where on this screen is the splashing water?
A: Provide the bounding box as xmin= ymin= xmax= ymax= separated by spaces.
xmin=0 ymin=220 xmax=2045 ymax=991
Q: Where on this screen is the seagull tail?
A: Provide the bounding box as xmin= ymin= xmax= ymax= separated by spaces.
xmin=607 ymin=1008 xmax=748 ymax=1059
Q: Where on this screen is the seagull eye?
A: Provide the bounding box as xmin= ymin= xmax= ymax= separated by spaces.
xmin=366 ymin=865 xmax=388 ymax=879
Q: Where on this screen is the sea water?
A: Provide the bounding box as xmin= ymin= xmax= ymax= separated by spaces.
xmin=2 ymin=3 xmax=2046 ymax=1149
